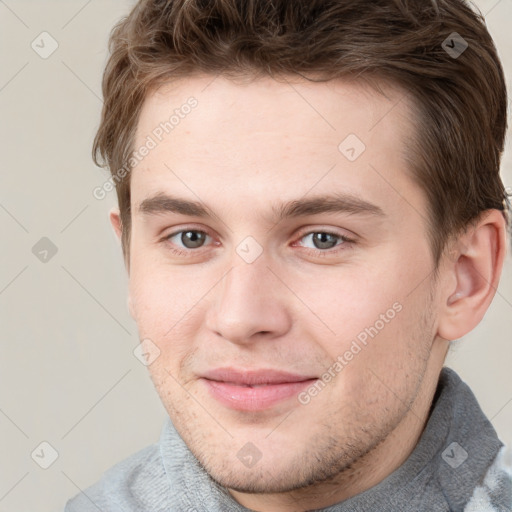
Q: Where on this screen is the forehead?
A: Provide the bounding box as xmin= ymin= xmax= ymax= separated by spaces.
xmin=131 ymin=74 xmax=423 ymax=224
xmin=136 ymin=74 xmax=412 ymax=148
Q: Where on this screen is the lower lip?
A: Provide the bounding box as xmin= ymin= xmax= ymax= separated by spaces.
xmin=202 ymin=378 xmax=317 ymax=411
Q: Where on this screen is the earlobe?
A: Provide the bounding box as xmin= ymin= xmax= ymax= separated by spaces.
xmin=109 ymin=207 xmax=123 ymax=242
xmin=437 ymin=210 xmax=506 ymax=341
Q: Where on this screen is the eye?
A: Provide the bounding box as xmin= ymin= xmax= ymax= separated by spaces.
xmin=165 ymin=229 xmax=211 ymax=250
xmin=161 ymin=227 xmax=354 ymax=259
xmin=296 ymin=230 xmax=354 ymax=253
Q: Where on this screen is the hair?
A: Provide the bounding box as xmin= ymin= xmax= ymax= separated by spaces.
xmin=93 ymin=0 xmax=510 ymax=267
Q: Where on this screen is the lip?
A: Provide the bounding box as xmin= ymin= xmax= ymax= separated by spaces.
xmin=200 ymin=368 xmax=318 ymax=411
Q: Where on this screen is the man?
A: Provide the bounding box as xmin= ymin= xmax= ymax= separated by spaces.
xmin=67 ymin=0 xmax=512 ymax=510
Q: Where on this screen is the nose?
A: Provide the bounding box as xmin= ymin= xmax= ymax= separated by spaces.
xmin=205 ymin=258 xmax=292 ymax=346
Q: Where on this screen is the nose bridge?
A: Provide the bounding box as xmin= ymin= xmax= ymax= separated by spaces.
xmin=206 ymin=254 xmax=291 ymax=344
xmin=220 ymin=256 xmax=276 ymax=320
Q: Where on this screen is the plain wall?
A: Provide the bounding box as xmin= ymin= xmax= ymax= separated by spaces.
xmin=0 ymin=1 xmax=510 ymax=510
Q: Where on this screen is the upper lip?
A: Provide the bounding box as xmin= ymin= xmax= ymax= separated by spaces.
xmin=201 ymin=367 xmax=317 ymax=386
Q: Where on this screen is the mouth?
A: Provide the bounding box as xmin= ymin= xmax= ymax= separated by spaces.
xmin=200 ymin=368 xmax=318 ymax=411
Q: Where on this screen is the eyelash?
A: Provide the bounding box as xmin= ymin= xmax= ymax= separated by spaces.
xmin=162 ymin=228 xmax=355 ymax=257
xmin=294 ymin=231 xmax=355 ymax=257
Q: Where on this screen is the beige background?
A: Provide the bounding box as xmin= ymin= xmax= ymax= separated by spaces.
xmin=0 ymin=1 xmax=511 ymax=511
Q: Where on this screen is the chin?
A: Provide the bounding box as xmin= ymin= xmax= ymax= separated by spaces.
xmin=207 ymin=467 xmax=313 ymax=495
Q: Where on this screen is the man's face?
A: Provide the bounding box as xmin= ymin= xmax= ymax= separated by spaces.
xmin=125 ymin=75 xmax=447 ymax=497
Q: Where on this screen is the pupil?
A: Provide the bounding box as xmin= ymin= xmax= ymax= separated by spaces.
xmin=314 ymin=233 xmax=337 ymax=249
xmin=182 ymin=231 xmax=205 ymax=248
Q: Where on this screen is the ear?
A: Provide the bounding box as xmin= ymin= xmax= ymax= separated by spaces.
xmin=109 ymin=207 xmax=123 ymax=242
xmin=437 ymin=210 xmax=507 ymax=341
xmin=109 ymin=207 xmax=130 ymax=274
xmin=110 ymin=207 xmax=134 ymax=317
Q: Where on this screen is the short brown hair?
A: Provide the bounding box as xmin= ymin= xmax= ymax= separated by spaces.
xmin=93 ymin=0 xmax=510 ymax=265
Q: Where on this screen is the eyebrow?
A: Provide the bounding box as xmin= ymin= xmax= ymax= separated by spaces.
xmin=138 ymin=192 xmax=385 ymax=222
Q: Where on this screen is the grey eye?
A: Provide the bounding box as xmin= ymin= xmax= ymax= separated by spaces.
xmin=303 ymin=232 xmax=341 ymax=250
xmin=313 ymin=233 xmax=338 ymax=249
xmin=180 ymin=230 xmax=207 ymax=249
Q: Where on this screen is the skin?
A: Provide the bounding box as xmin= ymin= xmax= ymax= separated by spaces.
xmin=110 ymin=74 xmax=506 ymax=512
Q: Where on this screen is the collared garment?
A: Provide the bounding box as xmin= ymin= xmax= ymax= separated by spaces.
xmin=65 ymin=368 xmax=512 ymax=511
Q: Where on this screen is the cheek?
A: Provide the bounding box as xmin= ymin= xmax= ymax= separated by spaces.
xmin=128 ymin=259 xmax=215 ymax=374
xmin=129 ymin=253 xmax=205 ymax=329
xmin=293 ymin=266 xmax=403 ymax=342
xmin=291 ymin=255 xmax=432 ymax=373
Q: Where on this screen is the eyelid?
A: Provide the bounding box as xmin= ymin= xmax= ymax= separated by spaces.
xmin=163 ymin=224 xmax=213 ymax=240
xmin=293 ymin=226 xmax=357 ymax=243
